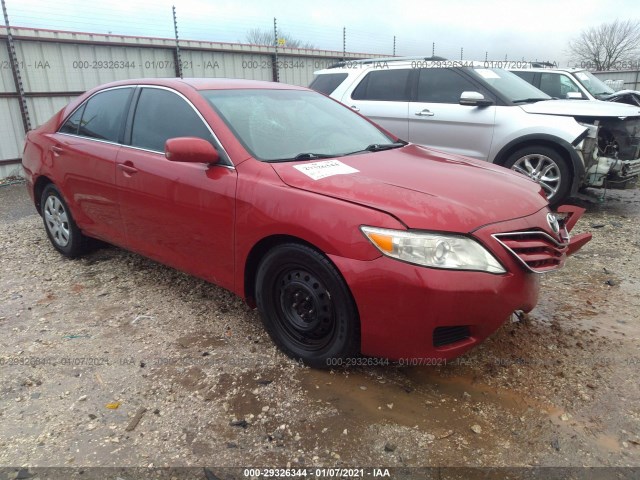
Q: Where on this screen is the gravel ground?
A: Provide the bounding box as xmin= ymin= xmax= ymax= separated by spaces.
xmin=1 ymin=182 xmax=639 ymax=471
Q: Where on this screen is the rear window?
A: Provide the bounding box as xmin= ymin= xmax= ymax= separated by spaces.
xmin=351 ymin=69 xmax=411 ymax=101
xmin=309 ymin=73 xmax=348 ymax=95
xmin=59 ymin=88 xmax=132 ymax=142
xmin=77 ymin=88 xmax=132 ymax=142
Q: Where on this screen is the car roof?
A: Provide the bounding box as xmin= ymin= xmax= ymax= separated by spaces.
xmin=510 ymin=67 xmax=586 ymax=73
xmin=89 ymin=77 xmax=308 ymax=91
xmin=317 ymin=58 xmax=488 ymax=74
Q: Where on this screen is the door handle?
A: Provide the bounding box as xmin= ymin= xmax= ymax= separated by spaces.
xmin=117 ymin=163 xmax=138 ymax=175
xmin=415 ymin=109 xmax=434 ymax=117
xmin=350 ymin=105 xmax=360 ymax=112
xmin=50 ymin=145 xmax=64 ymax=155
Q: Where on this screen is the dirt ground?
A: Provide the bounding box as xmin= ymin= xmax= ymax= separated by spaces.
xmin=1 ymin=181 xmax=639 ymax=474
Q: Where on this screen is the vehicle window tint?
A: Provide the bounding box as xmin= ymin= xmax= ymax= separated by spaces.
xmin=351 ymin=69 xmax=411 ymax=101
xmin=59 ymin=105 xmax=85 ymax=135
xmin=309 ymin=73 xmax=348 ymax=95
xmin=131 ymin=88 xmax=215 ymax=152
xmin=512 ymin=71 xmax=535 ymax=84
xmin=417 ymin=68 xmax=478 ymax=103
xmin=540 ymin=73 xmax=581 ymax=98
xmin=77 ymin=88 xmax=131 ymax=142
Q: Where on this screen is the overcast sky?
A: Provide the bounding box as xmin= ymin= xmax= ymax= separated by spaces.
xmin=6 ymin=0 xmax=640 ymax=65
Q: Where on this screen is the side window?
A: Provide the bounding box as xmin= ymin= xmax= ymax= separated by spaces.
xmin=512 ymin=71 xmax=536 ymax=85
xmin=309 ymin=73 xmax=348 ymax=95
xmin=417 ymin=68 xmax=478 ymax=103
xmin=77 ymin=88 xmax=132 ymax=142
xmin=131 ymin=88 xmax=216 ymax=153
xmin=351 ymin=69 xmax=411 ymax=101
xmin=539 ymin=73 xmax=558 ymax=97
xmin=59 ymin=105 xmax=85 ymax=135
xmin=559 ymin=75 xmax=583 ymax=97
xmin=539 ymin=73 xmax=581 ymax=98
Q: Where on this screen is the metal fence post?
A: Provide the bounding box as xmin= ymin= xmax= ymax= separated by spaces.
xmin=272 ymin=17 xmax=279 ymax=82
xmin=2 ymin=0 xmax=31 ymax=133
xmin=172 ymin=5 xmax=183 ymax=78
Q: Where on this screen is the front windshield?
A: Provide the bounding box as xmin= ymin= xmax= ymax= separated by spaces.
xmin=574 ymin=70 xmax=615 ymax=97
xmin=201 ymin=89 xmax=395 ymax=162
xmin=468 ymin=67 xmax=551 ymax=103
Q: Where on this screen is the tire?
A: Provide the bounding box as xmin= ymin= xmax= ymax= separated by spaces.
xmin=255 ymin=243 xmax=360 ymax=368
xmin=503 ymin=146 xmax=571 ymax=206
xmin=40 ymin=184 xmax=88 ymax=258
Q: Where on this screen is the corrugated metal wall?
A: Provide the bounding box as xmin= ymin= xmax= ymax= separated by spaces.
xmin=1 ymin=36 xmax=24 ymax=177
xmin=592 ymin=70 xmax=640 ymax=91
xmin=0 ymin=26 xmax=385 ymax=178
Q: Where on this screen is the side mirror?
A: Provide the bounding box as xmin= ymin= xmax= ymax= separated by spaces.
xmin=459 ymin=91 xmax=494 ymax=107
xmin=165 ymin=137 xmax=220 ymax=164
xmin=566 ymin=91 xmax=584 ymax=100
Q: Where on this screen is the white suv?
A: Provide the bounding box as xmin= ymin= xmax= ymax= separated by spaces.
xmin=310 ymin=58 xmax=640 ymax=205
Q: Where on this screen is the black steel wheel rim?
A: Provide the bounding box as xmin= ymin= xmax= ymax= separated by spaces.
xmin=275 ymin=268 xmax=335 ymax=351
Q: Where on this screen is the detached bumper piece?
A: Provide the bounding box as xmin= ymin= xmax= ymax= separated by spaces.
xmin=556 ymin=204 xmax=592 ymax=256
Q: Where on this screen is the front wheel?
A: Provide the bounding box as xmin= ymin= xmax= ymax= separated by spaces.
xmin=503 ymin=146 xmax=571 ymax=206
xmin=255 ymin=243 xmax=360 ymax=368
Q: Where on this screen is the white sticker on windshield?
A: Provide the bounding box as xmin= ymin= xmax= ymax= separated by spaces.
xmin=475 ymin=68 xmax=500 ymax=79
xmin=576 ymin=72 xmax=589 ymax=81
xmin=294 ymin=160 xmax=359 ymax=180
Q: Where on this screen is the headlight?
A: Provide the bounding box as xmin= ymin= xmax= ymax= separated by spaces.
xmin=361 ymin=226 xmax=506 ymax=274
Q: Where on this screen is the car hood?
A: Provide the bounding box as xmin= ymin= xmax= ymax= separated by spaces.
xmin=600 ymin=90 xmax=640 ymax=100
xmin=519 ymin=99 xmax=640 ymax=117
xmin=271 ymin=144 xmax=547 ymax=232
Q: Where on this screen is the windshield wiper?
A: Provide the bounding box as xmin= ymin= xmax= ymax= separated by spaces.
xmin=513 ymin=97 xmax=550 ymax=104
xmin=293 ymin=153 xmax=337 ymax=160
xmin=344 ymin=142 xmax=407 ymax=156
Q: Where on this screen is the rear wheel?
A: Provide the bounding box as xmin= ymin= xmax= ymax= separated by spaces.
xmin=503 ymin=146 xmax=571 ymax=206
xmin=255 ymin=243 xmax=360 ymax=368
xmin=40 ymin=184 xmax=88 ymax=257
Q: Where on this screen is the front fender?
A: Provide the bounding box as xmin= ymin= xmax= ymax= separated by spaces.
xmin=233 ymin=160 xmax=403 ymax=297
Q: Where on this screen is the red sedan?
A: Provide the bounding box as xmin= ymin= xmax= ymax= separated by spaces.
xmin=21 ymin=78 xmax=591 ymax=368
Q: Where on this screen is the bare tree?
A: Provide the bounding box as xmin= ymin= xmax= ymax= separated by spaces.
xmin=243 ymin=28 xmax=316 ymax=49
xmin=568 ymin=19 xmax=640 ymax=70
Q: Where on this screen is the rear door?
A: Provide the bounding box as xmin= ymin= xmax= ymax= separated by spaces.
xmin=343 ymin=68 xmax=412 ymax=139
xmin=51 ymin=86 xmax=133 ymax=244
xmin=115 ymin=86 xmax=237 ymax=289
xmin=408 ymin=68 xmax=496 ymax=160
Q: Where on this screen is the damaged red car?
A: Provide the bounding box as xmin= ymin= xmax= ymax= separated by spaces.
xmin=21 ymin=78 xmax=591 ymax=367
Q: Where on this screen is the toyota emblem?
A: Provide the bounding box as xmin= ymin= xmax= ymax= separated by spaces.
xmin=547 ymin=213 xmax=560 ymax=234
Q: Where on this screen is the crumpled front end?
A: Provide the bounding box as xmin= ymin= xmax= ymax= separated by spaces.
xmin=577 ymin=117 xmax=640 ymax=189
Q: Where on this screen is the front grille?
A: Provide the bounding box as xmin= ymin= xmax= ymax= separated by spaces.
xmin=493 ymin=231 xmax=567 ymax=273
xmin=433 ymin=326 xmax=471 ymax=348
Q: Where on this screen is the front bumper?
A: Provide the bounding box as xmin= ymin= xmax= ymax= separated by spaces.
xmin=329 ymin=205 xmax=590 ymax=362
xmin=330 ymin=253 xmax=539 ymax=361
